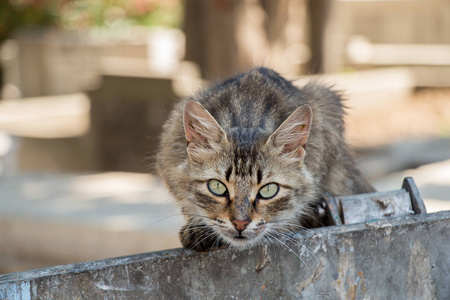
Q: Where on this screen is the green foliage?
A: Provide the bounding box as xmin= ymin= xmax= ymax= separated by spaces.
xmin=0 ymin=0 xmax=183 ymax=41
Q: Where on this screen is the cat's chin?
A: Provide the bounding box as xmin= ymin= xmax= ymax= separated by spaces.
xmin=221 ymin=234 xmax=262 ymax=249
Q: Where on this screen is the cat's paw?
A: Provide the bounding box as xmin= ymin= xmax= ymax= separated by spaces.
xmin=179 ymin=224 xmax=225 ymax=251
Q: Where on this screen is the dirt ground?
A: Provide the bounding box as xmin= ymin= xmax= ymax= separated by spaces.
xmin=346 ymin=88 xmax=450 ymax=149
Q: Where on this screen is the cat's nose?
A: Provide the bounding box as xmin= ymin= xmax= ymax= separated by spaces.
xmin=232 ymin=219 xmax=250 ymax=232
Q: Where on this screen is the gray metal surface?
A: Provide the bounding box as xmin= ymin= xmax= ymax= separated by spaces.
xmin=340 ymin=189 xmax=414 ymax=224
xmin=324 ymin=177 xmax=426 ymax=226
xmin=1 ymin=211 xmax=449 ymax=299
xmin=403 ymin=177 xmax=427 ymax=214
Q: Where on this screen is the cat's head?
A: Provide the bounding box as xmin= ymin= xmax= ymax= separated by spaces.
xmin=181 ymin=101 xmax=317 ymax=248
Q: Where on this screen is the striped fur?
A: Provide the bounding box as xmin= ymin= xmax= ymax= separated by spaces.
xmin=157 ymin=67 xmax=374 ymax=251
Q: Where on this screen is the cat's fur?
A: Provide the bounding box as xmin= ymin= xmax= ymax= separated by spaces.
xmin=157 ymin=67 xmax=374 ymax=251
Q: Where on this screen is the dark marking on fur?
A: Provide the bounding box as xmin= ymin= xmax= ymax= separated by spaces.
xmin=194 ymin=192 xmax=221 ymax=209
xmin=265 ymin=196 xmax=293 ymax=213
xmin=257 ymin=169 xmax=263 ymax=185
xmin=225 ymin=165 xmax=233 ymax=182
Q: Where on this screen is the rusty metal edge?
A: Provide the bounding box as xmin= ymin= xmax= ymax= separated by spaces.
xmin=322 ymin=192 xmax=342 ymax=226
xmin=402 ymin=176 xmax=427 ymax=214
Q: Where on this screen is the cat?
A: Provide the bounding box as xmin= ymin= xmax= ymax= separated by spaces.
xmin=157 ymin=67 xmax=374 ymax=251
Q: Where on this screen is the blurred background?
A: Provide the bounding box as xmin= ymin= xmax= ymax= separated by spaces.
xmin=0 ymin=0 xmax=449 ymax=274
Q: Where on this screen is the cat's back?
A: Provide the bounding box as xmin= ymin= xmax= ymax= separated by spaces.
xmin=194 ymin=68 xmax=344 ymax=145
xmin=160 ymin=67 xmax=345 ymax=154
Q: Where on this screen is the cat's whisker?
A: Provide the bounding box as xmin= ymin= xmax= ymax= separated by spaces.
xmin=265 ymin=233 xmax=279 ymax=254
xmin=189 ymin=230 xmax=220 ymax=251
xmin=183 ymin=213 xmax=221 ymax=222
xmin=268 ymin=219 xmax=344 ymax=252
xmin=275 ymin=232 xmax=320 ymax=264
xmin=135 ymin=211 xmax=185 ymax=230
xmin=211 ymin=235 xmax=226 ymax=249
xmin=265 ymin=231 xmax=312 ymax=274
xmin=178 ymin=226 xmax=211 ymax=247
xmin=179 ymin=224 xmax=218 ymax=244
xmin=265 ymin=233 xmax=311 ymax=274
xmin=265 ymin=228 xmax=300 ymax=246
xmin=180 ymin=222 xmax=211 ymax=229
xmin=139 ymin=230 xmax=184 ymax=251
xmin=178 ymin=225 xmax=210 ymax=233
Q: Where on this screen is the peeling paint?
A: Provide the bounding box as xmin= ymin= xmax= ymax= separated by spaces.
xmin=254 ymin=244 xmax=271 ymax=272
xmin=331 ymin=239 xmax=367 ymax=299
xmin=296 ymin=257 xmax=326 ymax=293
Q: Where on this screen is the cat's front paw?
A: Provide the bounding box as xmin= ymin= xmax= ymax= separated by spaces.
xmin=179 ymin=224 xmax=225 ymax=251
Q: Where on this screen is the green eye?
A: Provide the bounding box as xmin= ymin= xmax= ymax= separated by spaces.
xmin=207 ymin=179 xmax=228 ymax=196
xmin=258 ymin=183 xmax=279 ymax=199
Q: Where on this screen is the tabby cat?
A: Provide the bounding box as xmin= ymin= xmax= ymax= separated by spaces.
xmin=157 ymin=67 xmax=374 ymax=251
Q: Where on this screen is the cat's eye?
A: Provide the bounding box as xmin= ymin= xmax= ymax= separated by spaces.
xmin=207 ymin=179 xmax=228 ymax=196
xmin=258 ymin=183 xmax=279 ymax=199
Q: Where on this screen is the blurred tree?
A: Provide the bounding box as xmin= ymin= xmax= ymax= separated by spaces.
xmin=183 ymin=0 xmax=313 ymax=80
xmin=0 ymin=0 xmax=182 ymax=42
xmin=0 ymin=0 xmax=182 ymax=96
xmin=0 ymin=0 xmax=64 ymax=42
xmin=307 ymin=0 xmax=332 ymax=74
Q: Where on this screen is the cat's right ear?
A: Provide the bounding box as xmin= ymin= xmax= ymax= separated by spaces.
xmin=183 ymin=101 xmax=227 ymax=160
xmin=267 ymin=104 xmax=312 ymax=159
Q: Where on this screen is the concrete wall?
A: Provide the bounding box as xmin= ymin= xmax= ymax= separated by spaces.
xmin=324 ymin=0 xmax=450 ymax=77
xmin=88 ymin=74 xmax=178 ymax=173
xmin=1 ymin=27 xmax=185 ymax=99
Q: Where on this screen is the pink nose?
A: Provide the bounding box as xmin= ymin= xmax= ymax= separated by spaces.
xmin=232 ymin=219 xmax=249 ymax=232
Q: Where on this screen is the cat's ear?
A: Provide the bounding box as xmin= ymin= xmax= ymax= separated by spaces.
xmin=183 ymin=101 xmax=227 ymax=159
xmin=267 ymin=105 xmax=312 ymax=159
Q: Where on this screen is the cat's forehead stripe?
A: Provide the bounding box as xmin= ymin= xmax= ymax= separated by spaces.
xmin=225 ymin=166 xmax=233 ymax=182
xmin=257 ymin=169 xmax=263 ymax=185
xmin=234 ymin=145 xmax=258 ymax=177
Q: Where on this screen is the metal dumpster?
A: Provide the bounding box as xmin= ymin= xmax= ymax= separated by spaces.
xmin=1 ymin=177 xmax=449 ymax=299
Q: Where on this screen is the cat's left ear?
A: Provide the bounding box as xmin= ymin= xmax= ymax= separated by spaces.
xmin=267 ymin=105 xmax=312 ymax=159
xmin=183 ymin=101 xmax=227 ymax=159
